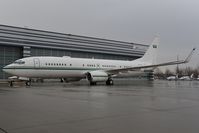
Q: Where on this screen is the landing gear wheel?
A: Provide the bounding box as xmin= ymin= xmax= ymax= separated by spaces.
xmin=106 ymin=79 xmax=114 ymax=85
xmin=90 ymin=82 xmax=97 ymax=85
xmin=26 ymin=80 xmax=31 ymax=86
xmin=9 ymin=81 xmax=13 ymax=87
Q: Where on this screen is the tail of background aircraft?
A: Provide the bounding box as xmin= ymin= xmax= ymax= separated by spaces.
xmin=136 ymin=37 xmax=159 ymax=65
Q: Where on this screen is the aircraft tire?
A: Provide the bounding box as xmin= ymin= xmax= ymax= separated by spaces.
xmin=26 ymin=81 xmax=31 ymax=86
xmin=9 ymin=81 xmax=13 ymax=87
xmin=90 ymin=82 xmax=97 ymax=85
xmin=106 ymin=79 xmax=114 ymax=85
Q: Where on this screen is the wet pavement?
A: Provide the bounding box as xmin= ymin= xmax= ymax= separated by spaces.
xmin=0 ymin=80 xmax=199 ymax=133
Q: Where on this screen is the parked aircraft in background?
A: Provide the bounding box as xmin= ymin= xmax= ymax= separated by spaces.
xmin=167 ymin=73 xmax=196 ymax=81
xmin=179 ymin=74 xmax=194 ymax=81
xmin=167 ymin=75 xmax=178 ymax=81
xmin=3 ymin=38 xmax=196 ymax=86
xmin=179 ymin=76 xmax=191 ymax=80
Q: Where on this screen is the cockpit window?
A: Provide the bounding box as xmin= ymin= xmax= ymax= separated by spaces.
xmin=13 ymin=60 xmax=25 ymax=64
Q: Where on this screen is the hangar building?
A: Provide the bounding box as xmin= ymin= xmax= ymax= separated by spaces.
xmin=0 ymin=24 xmax=148 ymax=79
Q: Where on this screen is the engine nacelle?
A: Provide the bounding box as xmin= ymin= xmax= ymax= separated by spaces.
xmin=87 ymin=71 xmax=108 ymax=82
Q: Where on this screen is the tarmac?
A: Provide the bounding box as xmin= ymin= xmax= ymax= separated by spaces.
xmin=0 ymin=80 xmax=199 ymax=133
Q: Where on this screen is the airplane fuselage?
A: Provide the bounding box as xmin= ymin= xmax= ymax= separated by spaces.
xmin=3 ymin=56 xmax=150 ymax=79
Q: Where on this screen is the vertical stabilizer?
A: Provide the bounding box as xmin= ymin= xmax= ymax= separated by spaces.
xmin=137 ymin=37 xmax=159 ymax=64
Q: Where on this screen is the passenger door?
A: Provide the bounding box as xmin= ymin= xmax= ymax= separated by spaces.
xmin=33 ymin=58 xmax=40 ymax=68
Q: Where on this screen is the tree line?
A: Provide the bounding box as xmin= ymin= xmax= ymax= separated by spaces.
xmin=154 ymin=66 xmax=199 ymax=79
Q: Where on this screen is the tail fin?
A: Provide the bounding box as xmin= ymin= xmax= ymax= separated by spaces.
xmin=137 ymin=37 xmax=159 ymax=64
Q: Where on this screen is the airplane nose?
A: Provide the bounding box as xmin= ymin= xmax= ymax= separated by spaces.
xmin=3 ymin=65 xmax=8 ymax=69
xmin=2 ymin=65 xmax=9 ymax=72
xmin=3 ymin=64 xmax=11 ymax=68
xmin=2 ymin=65 xmax=13 ymax=74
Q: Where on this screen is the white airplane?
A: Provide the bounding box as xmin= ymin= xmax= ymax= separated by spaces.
xmin=2 ymin=38 xmax=196 ymax=86
xmin=167 ymin=75 xmax=178 ymax=81
xmin=179 ymin=73 xmax=195 ymax=81
xmin=179 ymin=76 xmax=191 ymax=81
xmin=167 ymin=73 xmax=179 ymax=81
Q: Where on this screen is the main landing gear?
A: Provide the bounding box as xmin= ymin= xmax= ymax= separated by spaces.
xmin=89 ymin=79 xmax=114 ymax=86
xmin=90 ymin=82 xmax=97 ymax=85
xmin=60 ymin=78 xmax=64 ymax=83
xmin=106 ymin=78 xmax=114 ymax=85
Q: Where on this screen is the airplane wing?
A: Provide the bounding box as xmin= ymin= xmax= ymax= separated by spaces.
xmin=107 ymin=48 xmax=196 ymax=75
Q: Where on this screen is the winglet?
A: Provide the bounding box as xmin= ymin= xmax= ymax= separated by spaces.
xmin=184 ymin=48 xmax=196 ymax=63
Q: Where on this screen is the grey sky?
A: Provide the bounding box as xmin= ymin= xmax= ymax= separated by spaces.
xmin=0 ymin=0 xmax=199 ymax=70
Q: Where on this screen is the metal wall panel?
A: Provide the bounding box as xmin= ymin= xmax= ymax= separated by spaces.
xmin=0 ymin=24 xmax=148 ymax=57
xmin=31 ymin=47 xmax=134 ymax=60
xmin=0 ymin=45 xmax=22 ymax=79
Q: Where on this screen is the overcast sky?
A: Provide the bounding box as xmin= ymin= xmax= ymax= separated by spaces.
xmin=0 ymin=0 xmax=199 ymax=70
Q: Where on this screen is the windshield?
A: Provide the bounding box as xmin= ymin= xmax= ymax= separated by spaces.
xmin=13 ymin=60 xmax=25 ymax=64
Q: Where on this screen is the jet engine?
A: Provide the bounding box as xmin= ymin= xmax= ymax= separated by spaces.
xmin=87 ymin=71 xmax=109 ymax=83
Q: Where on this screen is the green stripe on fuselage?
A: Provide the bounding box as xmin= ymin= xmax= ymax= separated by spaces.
xmin=3 ymin=66 xmax=103 ymax=71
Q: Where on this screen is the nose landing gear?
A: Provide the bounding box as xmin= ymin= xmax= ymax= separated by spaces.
xmin=25 ymin=79 xmax=31 ymax=86
xmin=9 ymin=81 xmax=13 ymax=87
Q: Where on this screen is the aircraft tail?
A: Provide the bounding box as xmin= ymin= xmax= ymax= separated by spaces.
xmin=137 ymin=37 xmax=159 ymax=65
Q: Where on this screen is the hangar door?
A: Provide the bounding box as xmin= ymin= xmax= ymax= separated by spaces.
xmin=0 ymin=46 xmax=22 ymax=79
